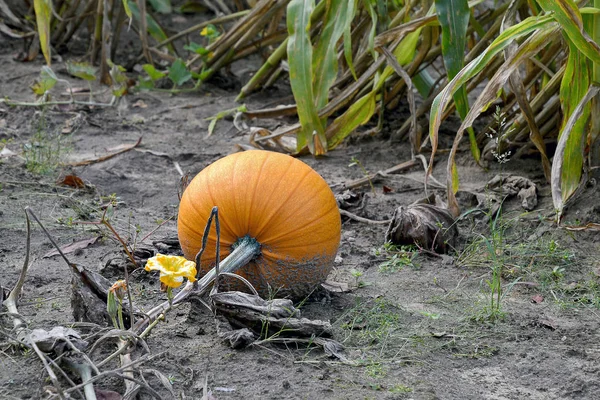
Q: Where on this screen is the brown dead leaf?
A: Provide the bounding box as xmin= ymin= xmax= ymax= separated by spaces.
xmin=132 ymin=99 xmax=148 ymax=108
xmin=382 ymin=185 xmax=393 ymax=194
xmin=537 ymin=318 xmax=558 ymax=330
xmin=43 ymin=236 xmax=100 ymax=258
xmin=67 ymin=137 xmax=142 ymax=166
xmin=58 ymin=174 xmax=85 ymax=188
xmin=564 ymin=223 xmax=600 ymax=231
xmin=94 ymin=388 xmax=122 ymax=400
xmin=531 ymin=294 xmax=544 ymax=304
xmin=321 ymin=280 xmax=351 ymax=293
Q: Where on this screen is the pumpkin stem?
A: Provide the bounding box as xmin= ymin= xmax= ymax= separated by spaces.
xmin=133 ymin=237 xmax=261 ymax=334
xmin=195 ymin=235 xmax=261 ymax=292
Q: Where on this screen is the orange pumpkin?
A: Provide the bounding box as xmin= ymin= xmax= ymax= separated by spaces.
xmin=177 ymin=150 xmax=341 ymax=298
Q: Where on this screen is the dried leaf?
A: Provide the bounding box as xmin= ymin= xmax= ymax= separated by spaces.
xmin=531 ymin=294 xmax=544 ymax=304
xmin=67 ymin=137 xmax=142 ymax=166
xmin=385 ymin=204 xmax=457 ymax=253
xmin=43 ymin=237 xmax=100 ymax=258
xmin=321 ymin=280 xmax=351 ymax=293
xmin=564 ymin=223 xmax=600 ymax=231
xmin=132 ymin=99 xmax=148 ymax=108
xmin=58 ymin=175 xmax=85 ymax=188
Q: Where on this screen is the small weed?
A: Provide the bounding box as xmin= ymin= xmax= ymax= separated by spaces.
xmin=23 ymin=109 xmax=72 ymax=174
xmin=350 ymin=269 xmax=370 ymax=288
xmin=375 ymin=243 xmax=419 ymax=273
xmin=365 ymin=361 xmax=387 ymax=378
xmin=349 ymin=156 xmax=375 ymax=194
xmin=389 ymin=384 xmax=413 ymax=394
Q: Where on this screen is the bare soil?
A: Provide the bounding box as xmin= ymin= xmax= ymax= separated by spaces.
xmin=1 ymin=34 xmax=600 ymax=400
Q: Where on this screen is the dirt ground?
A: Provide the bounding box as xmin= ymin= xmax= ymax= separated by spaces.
xmin=2 ymin=30 xmax=600 ymax=400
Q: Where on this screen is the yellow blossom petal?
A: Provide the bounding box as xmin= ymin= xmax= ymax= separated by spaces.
xmin=200 ymin=27 xmax=209 ymax=36
xmin=145 ymin=254 xmax=197 ymax=288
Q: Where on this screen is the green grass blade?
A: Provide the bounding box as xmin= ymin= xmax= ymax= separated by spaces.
xmin=537 ymin=0 xmax=600 ymax=65
xmin=435 ymin=0 xmax=480 ymax=162
xmin=33 ymin=0 xmax=51 ymax=65
xmin=312 ymin=0 xmax=349 ymax=111
xmin=287 ymin=0 xmax=326 ymax=154
xmin=557 ymin=37 xmax=591 ymax=206
xmin=428 ymin=13 xmax=555 ymax=176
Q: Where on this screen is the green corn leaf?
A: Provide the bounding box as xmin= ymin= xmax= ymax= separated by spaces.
xmin=312 ymin=0 xmax=348 ymax=112
xmin=287 ymin=0 xmax=326 ymax=154
xmin=435 ymin=0 xmax=480 ymax=162
xmin=537 ymin=0 xmax=600 ymax=65
xmin=442 ymin=25 xmax=559 ymax=216
xmin=143 ymin=64 xmax=166 ymax=81
xmin=552 ymin=85 xmax=599 ymax=217
xmin=557 ymin=36 xmax=591 ymax=206
xmin=326 ymin=92 xmax=376 ymax=149
xmin=168 ymin=59 xmax=192 ymax=86
xmin=122 ymin=0 xmax=132 ymax=20
xmin=33 ymin=0 xmax=51 ymax=65
xmin=343 ymin=0 xmax=357 ymax=80
xmin=66 ymin=62 xmax=97 ymax=81
xmin=148 ymin=0 xmax=172 ymax=14
xmin=428 ymin=13 xmax=555 ymax=171
xmin=363 ymin=0 xmax=378 ymax=59
xmin=128 ymin=1 xmax=174 ymax=53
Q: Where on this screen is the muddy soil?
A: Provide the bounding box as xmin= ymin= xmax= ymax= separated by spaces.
xmin=1 ymin=33 xmax=600 ymax=400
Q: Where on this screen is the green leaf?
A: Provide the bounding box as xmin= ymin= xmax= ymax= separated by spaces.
xmin=557 ymin=36 xmax=591 ymax=204
xmin=137 ymin=77 xmax=155 ymax=90
xmin=287 ymin=0 xmax=326 ymax=154
xmin=66 ymin=62 xmax=97 ymax=81
xmin=428 ymin=13 xmax=555 ymax=167
xmin=552 ymin=85 xmax=599 ymax=217
xmin=33 ymin=0 xmax=51 ymax=65
xmin=122 ymin=0 xmax=132 ymax=20
xmin=184 ymin=42 xmax=210 ymax=56
xmin=435 ymin=0 xmax=480 ymax=162
xmin=537 ymin=0 xmax=600 ymax=65
xmin=177 ymin=2 xmax=207 ymax=14
xmin=201 ymin=24 xmax=221 ymax=40
xmin=143 ymin=64 xmax=166 ymax=81
xmin=167 ymin=59 xmax=192 ymax=86
xmin=109 ymin=63 xmax=129 ymax=98
xmin=343 ymin=0 xmax=357 ymax=79
xmin=326 ymin=92 xmax=376 ymax=149
xmin=312 ymin=0 xmax=348 ymax=111
xmin=128 ymin=1 xmax=174 ymax=53
xmin=148 ymin=0 xmax=172 ymax=14
xmin=31 ymin=66 xmax=57 ymax=95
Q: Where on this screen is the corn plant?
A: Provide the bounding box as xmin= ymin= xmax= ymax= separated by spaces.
xmin=8 ymin=0 xmax=600 ymax=216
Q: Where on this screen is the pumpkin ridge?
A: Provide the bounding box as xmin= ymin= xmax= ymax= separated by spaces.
xmin=255 ymin=183 xmax=339 ymax=245
xmin=246 ymin=152 xmax=269 ymax=238
xmin=204 ymin=162 xmax=238 ymax=237
xmin=251 ymin=156 xmax=306 ymax=239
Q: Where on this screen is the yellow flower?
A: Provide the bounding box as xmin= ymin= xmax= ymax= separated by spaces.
xmin=200 ymin=27 xmax=209 ymax=36
xmin=144 ymin=254 xmax=197 ymax=289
